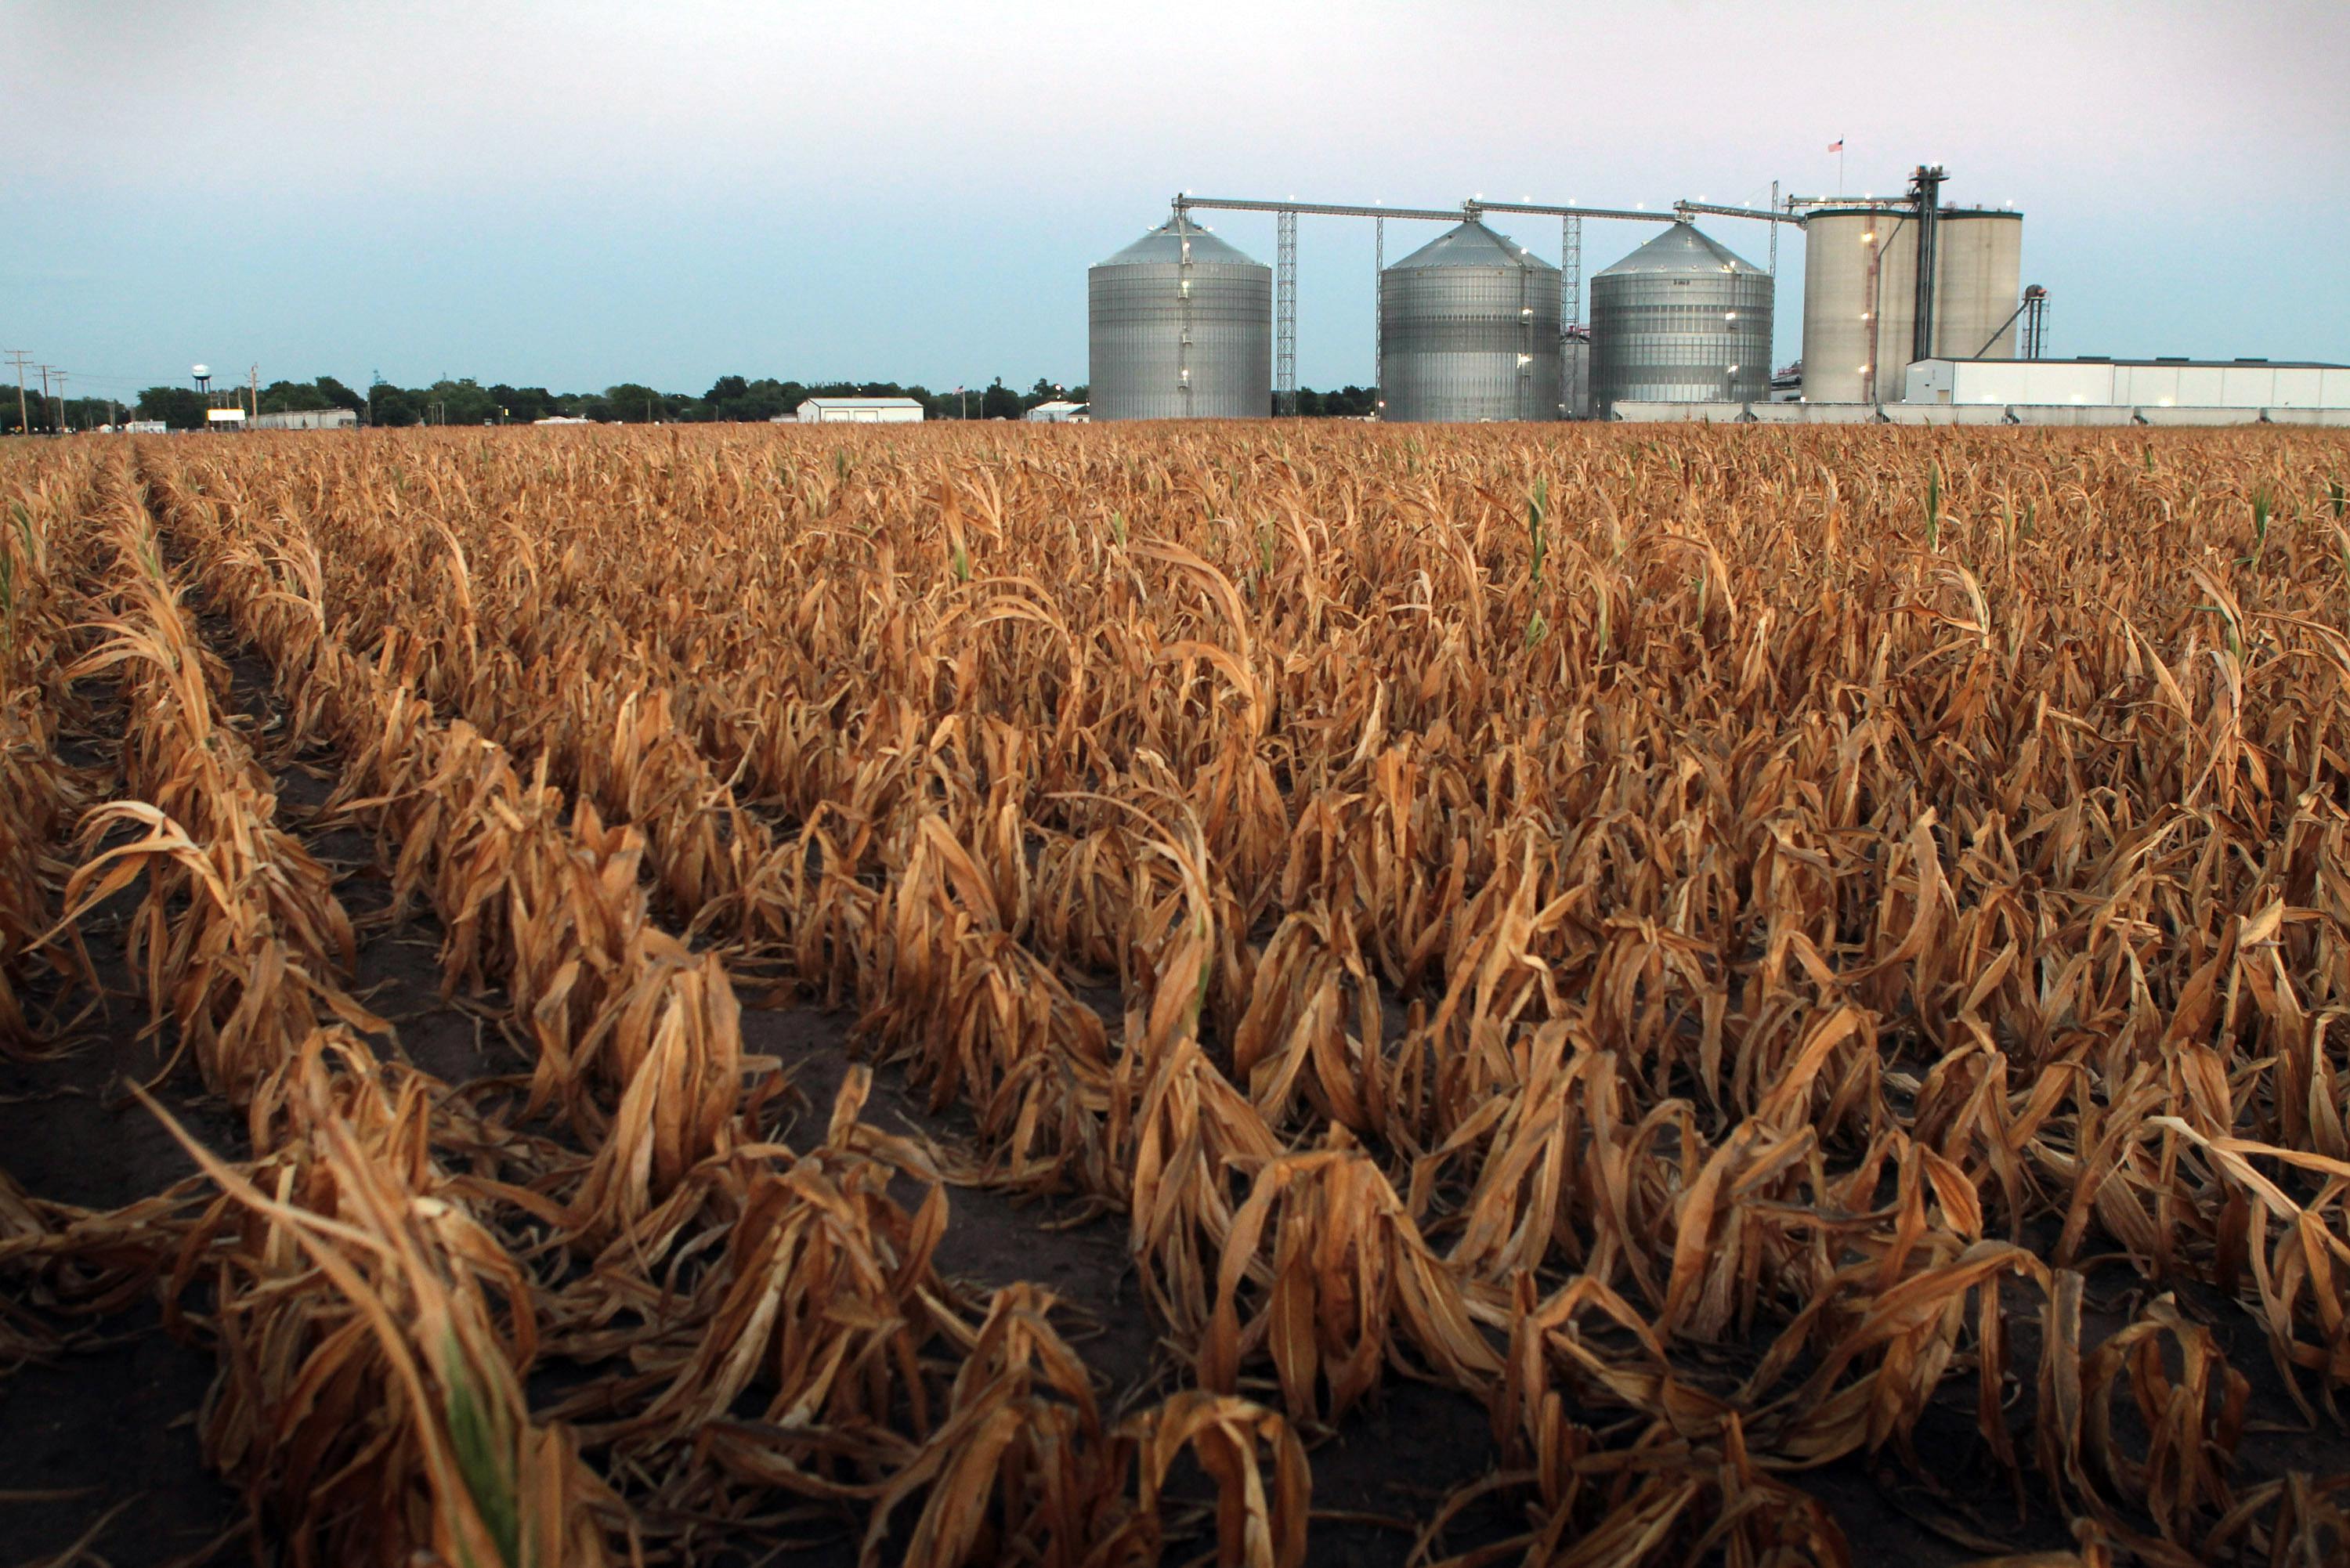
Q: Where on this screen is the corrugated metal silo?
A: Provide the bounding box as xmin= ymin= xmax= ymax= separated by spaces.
xmin=1589 ymin=223 xmax=1773 ymax=413
xmin=1931 ymin=210 xmax=2023 ymax=361
xmin=1088 ymin=219 xmax=1271 ymax=421
xmin=1379 ymin=220 xmax=1562 ymax=422
xmin=1799 ymin=206 xmax=1915 ymax=404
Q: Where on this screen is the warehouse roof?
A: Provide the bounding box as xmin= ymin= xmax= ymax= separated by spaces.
xmin=1931 ymin=356 xmax=2350 ymax=370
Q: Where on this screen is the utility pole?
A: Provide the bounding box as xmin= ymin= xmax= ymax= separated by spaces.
xmin=5 ymin=351 xmax=29 ymax=435
xmin=52 ymin=371 xmax=67 ymax=432
xmin=249 ymin=364 xmax=260 ymax=420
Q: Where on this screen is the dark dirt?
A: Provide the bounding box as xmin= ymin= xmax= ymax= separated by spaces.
xmin=0 ymin=667 xmax=240 ymax=1564
xmin=0 ymin=618 xmax=521 ymax=1564
xmin=741 ymin=1003 xmax=1165 ymax=1414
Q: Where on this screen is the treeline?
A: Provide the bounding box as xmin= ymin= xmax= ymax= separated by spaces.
xmin=2 ymin=392 xmax=141 ymax=435
xmin=122 ymin=375 xmax=1079 ymax=431
xmin=8 ymin=374 xmax=1385 ymax=434
xmin=1292 ymin=386 xmax=1378 ymax=417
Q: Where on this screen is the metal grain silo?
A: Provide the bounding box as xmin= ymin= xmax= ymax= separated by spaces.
xmin=1589 ymin=223 xmax=1773 ymax=413
xmin=1379 ymin=219 xmax=1561 ymax=422
xmin=1088 ymin=218 xmax=1271 ymax=421
xmin=1932 ymin=209 xmax=2023 ymax=361
xmin=1799 ymin=205 xmax=1915 ymax=404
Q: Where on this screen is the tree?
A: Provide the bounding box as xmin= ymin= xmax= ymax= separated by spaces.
xmin=3 ymin=390 xmax=48 ymax=433
xmin=1283 ymin=385 xmax=1377 ymax=419
xmin=313 ymin=376 xmax=365 ymax=413
xmin=980 ymin=378 xmax=1021 ymax=421
xmin=605 ymin=383 xmax=666 ymax=423
xmin=258 ymin=380 xmax=332 ymax=414
xmin=367 ymin=381 xmax=423 ymax=427
xmin=424 ymin=379 xmax=501 ymax=425
xmin=487 ymin=385 xmax=555 ymax=423
xmin=135 ymin=386 xmax=208 ymax=430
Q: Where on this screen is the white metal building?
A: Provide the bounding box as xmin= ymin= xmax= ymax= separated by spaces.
xmin=1905 ymin=357 xmax=2350 ymax=409
xmin=1025 ymin=400 xmax=1089 ymax=422
xmin=792 ymin=397 xmax=926 ymax=424
xmin=253 ymin=408 xmax=359 ymax=431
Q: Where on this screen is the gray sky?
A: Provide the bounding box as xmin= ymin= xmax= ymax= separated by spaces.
xmin=9 ymin=0 xmax=2346 ymax=399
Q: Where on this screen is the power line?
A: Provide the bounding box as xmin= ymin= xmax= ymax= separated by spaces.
xmin=40 ymin=369 xmax=155 ymax=391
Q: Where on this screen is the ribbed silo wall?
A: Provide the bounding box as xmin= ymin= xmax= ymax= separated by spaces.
xmin=1088 ymin=253 xmax=1271 ymax=420
xmin=1590 ymin=262 xmax=1773 ymax=410
xmin=1380 ymin=264 xmax=1563 ymax=422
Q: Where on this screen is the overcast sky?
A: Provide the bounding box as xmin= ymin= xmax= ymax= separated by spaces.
xmin=9 ymin=0 xmax=2345 ymax=400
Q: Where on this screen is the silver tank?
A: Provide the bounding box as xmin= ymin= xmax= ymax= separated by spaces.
xmin=1932 ymin=210 xmax=2023 ymax=362
xmin=1088 ymin=219 xmax=1271 ymax=421
xmin=1590 ymin=223 xmax=1773 ymax=414
xmin=1379 ymin=219 xmax=1561 ymax=421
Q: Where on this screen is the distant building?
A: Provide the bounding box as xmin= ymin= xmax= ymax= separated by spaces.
xmin=1025 ymin=400 xmax=1089 ymax=423
xmin=123 ymin=420 xmax=170 ymax=435
xmin=533 ymin=415 xmax=593 ymax=425
xmin=791 ymin=397 xmax=926 ymax=424
xmin=1905 ymin=357 xmax=2350 ymax=410
xmin=253 ymin=407 xmax=359 ymax=431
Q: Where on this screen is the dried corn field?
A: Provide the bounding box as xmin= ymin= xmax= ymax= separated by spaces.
xmin=7 ymin=421 xmax=2350 ymax=1567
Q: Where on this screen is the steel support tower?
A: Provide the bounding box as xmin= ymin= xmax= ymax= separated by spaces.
xmin=1560 ymin=213 xmax=1582 ymax=417
xmin=2022 ymin=286 xmax=2049 ymax=360
xmin=1276 ymin=208 xmax=1298 ymax=416
xmin=1907 ymin=164 xmax=1947 ymax=364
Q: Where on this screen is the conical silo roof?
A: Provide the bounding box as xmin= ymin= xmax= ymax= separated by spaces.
xmin=1387 ymin=219 xmax=1557 ymax=273
xmin=1595 ymin=222 xmax=1762 ymax=277
xmin=1095 ymin=220 xmax=1265 ymax=268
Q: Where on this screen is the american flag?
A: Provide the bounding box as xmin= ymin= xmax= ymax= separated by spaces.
xmin=1828 ymin=139 xmax=1845 ymax=154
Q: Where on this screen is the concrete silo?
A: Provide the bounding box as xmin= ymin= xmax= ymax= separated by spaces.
xmin=1800 ymin=206 xmax=1914 ymax=405
xmin=1379 ymin=219 xmax=1561 ymax=422
xmin=1088 ymin=218 xmax=1271 ymax=420
xmin=1932 ymin=210 xmax=2025 ymax=362
xmin=1800 ymin=204 xmax=2021 ymax=403
xmin=1588 ymin=222 xmax=1773 ymax=414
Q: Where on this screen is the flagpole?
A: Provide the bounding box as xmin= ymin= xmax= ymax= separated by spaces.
xmin=1838 ymin=142 xmax=1845 ymax=197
